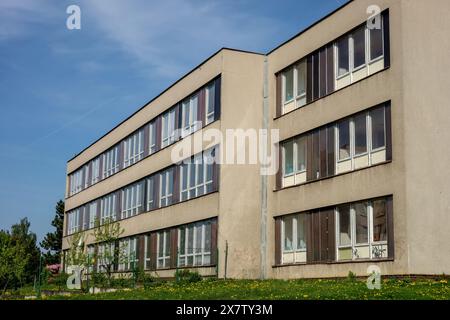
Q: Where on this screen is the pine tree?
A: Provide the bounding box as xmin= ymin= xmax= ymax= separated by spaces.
xmin=40 ymin=200 xmax=64 ymax=265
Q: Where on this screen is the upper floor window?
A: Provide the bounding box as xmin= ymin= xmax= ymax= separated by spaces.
xmin=121 ymin=181 xmax=143 ymax=219
xmin=282 ymin=60 xmax=307 ymax=114
xmin=157 ymin=230 xmax=170 ymax=269
xmin=178 ymin=221 xmax=212 ymax=267
xmin=83 ymin=164 xmax=90 ymax=189
xmin=102 ymin=145 xmax=120 ymax=178
xmin=67 ymin=209 xmax=80 ymax=235
xmin=100 ymin=193 xmax=117 ymax=224
xmin=282 ymin=136 xmax=307 ymax=187
xmin=205 ymin=83 xmax=215 ymax=125
xmin=159 ymin=168 xmax=174 ymax=207
xmin=123 ymin=129 xmax=144 ymax=168
xmin=88 ymin=201 xmax=97 ymax=229
xmin=181 ymin=94 xmax=199 ymax=137
xmin=91 ymin=157 xmax=100 ymax=185
xmin=69 ymin=169 xmax=83 ymax=196
xmin=148 ymin=121 xmax=157 ymax=155
xmin=161 ymin=109 xmax=176 ymax=148
xmin=281 ymin=214 xmax=307 ymax=264
xmin=180 ymin=149 xmax=214 ymax=201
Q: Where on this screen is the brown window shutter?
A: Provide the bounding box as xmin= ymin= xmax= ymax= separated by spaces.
xmin=306 ymin=55 xmax=313 ymax=104
xmin=385 ymin=102 xmax=392 ymax=161
xmin=382 ymin=10 xmax=390 ymax=68
xmin=274 ymin=218 xmax=282 ymax=265
xmin=325 ymin=209 xmax=336 ymax=262
xmin=312 ymin=52 xmax=320 ymax=100
xmin=319 ymin=47 xmax=327 ymax=98
xmin=327 ymin=124 xmax=335 ymax=176
xmin=170 ymin=228 xmax=178 ymax=269
xmin=386 ymin=195 xmax=394 ymax=259
xmin=138 ymin=235 xmax=145 ymax=269
xmin=118 ymin=141 xmax=124 ymax=171
xmin=212 ymin=148 xmax=220 ymax=192
xmin=211 ymin=219 xmax=218 ymax=265
xmin=138 ymin=180 xmax=146 ymax=214
xmin=275 ymin=73 xmax=282 ymax=117
xmin=305 ymin=212 xmax=313 ymax=263
xmin=95 ymin=199 xmax=101 ymax=226
xmin=172 ymin=165 xmax=180 ymax=203
xmin=319 ymin=127 xmax=327 ymax=178
xmin=326 ymin=43 xmax=335 ymax=94
xmin=115 ymin=190 xmax=122 ymax=221
xmin=306 ymin=133 xmax=313 ymax=181
xmin=198 ymin=88 xmax=206 ymax=127
xmin=143 ymin=123 xmax=150 ymax=157
xmin=155 ymin=116 xmax=162 ymax=151
xmin=275 ymin=143 xmax=282 ymax=190
xmin=98 ymin=155 xmax=104 ymax=181
xmin=78 ymin=207 xmax=84 ymax=232
xmin=80 ymin=169 xmax=85 ymax=191
xmin=113 ymin=239 xmax=120 ymax=271
xmin=154 ymin=173 xmax=160 ymax=209
xmin=150 ymin=232 xmax=157 ymax=271
xmin=312 ymin=130 xmax=320 ymax=180
xmin=214 ymin=76 xmax=221 ymax=121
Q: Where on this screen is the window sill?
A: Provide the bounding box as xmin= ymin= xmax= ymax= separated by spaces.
xmin=274 ymin=66 xmax=390 ymax=120
xmin=274 ymin=159 xmax=392 ymax=193
xmin=272 ymin=257 xmax=394 ymax=268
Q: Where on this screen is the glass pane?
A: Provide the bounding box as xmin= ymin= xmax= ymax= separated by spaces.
xmin=195 ymin=225 xmax=202 ymax=254
xmin=207 ymin=84 xmax=215 ymax=114
xmin=297 ymin=61 xmax=306 ymax=97
xmin=204 ymin=223 xmax=211 ymax=251
xmin=355 ymin=203 xmax=368 ymax=244
xmin=283 ymin=217 xmax=293 ymax=251
xmin=370 ymin=25 xmax=383 ymax=60
xmin=283 ymin=141 xmax=294 ymax=175
xmin=371 ymin=107 xmax=385 ymax=149
xmin=338 ymin=120 xmax=350 ymax=160
xmin=353 ymin=26 xmax=366 ymax=68
xmin=372 ymin=199 xmax=387 ymax=242
xmin=338 ymin=205 xmax=351 ymax=245
xmin=284 ymin=68 xmax=294 ymax=102
xmin=337 ymin=36 xmax=349 ymax=76
xmin=158 ymin=234 xmax=163 ymax=258
xmin=296 ymin=215 xmax=306 ymax=250
xmin=354 ymin=114 xmax=367 ymax=155
xmin=187 ymin=226 xmax=193 ymax=255
xmin=296 ymin=136 xmax=306 ymax=172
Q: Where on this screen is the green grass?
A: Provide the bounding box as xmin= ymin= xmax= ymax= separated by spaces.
xmin=44 ymin=277 xmax=450 ymax=300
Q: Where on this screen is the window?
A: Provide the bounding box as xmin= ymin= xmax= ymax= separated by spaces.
xmin=144 ymin=235 xmax=151 ymax=270
xmin=86 ymin=245 xmax=95 ymax=273
xmin=88 ymin=201 xmax=97 ymax=229
xmin=178 ymin=221 xmax=212 ymax=267
xmin=338 ymin=119 xmax=351 ymax=160
xmin=97 ymin=242 xmax=115 ymax=272
xmin=283 ymin=67 xmax=294 ymax=103
xmin=370 ymin=107 xmax=385 ymax=150
xmin=369 ymin=20 xmax=384 ymax=61
xmin=283 ymin=140 xmax=294 ymax=176
xmin=118 ymin=237 xmax=138 ymax=271
xmin=296 ymin=60 xmax=307 ymax=103
xmin=82 ymin=207 xmax=89 ymax=231
xmin=91 ymin=157 xmax=100 ymax=185
xmin=121 ymin=182 xmax=143 ymax=219
xmin=148 ymin=121 xmax=157 ymax=154
xmin=146 ymin=176 xmax=155 ymax=211
xmin=205 ymin=83 xmax=215 ymax=125
xmin=159 ymin=168 xmax=174 ymax=207
xmin=336 ymin=199 xmax=389 ymax=261
xmin=123 ymin=129 xmax=144 ymax=168
xmin=180 ymin=149 xmax=214 ymax=201
xmin=161 ymin=109 xmax=176 ymax=148
xmin=83 ymin=164 xmax=90 ymax=189
xmin=336 ymin=36 xmax=349 ymax=77
xmin=102 ymin=145 xmax=119 ymax=178
xmin=352 ymin=26 xmax=366 ymax=69
xmin=282 ymin=136 xmax=307 ymax=187
xmin=69 ymin=169 xmax=83 ymax=196
xmin=157 ymin=230 xmax=170 ymax=269
xmin=67 ymin=209 xmax=80 ymax=235
xmin=100 ymin=193 xmax=116 ymax=224
xmin=182 ymin=94 xmax=199 ymax=137
xmin=281 ymin=214 xmax=307 ymax=264
xmin=354 ymin=113 xmax=368 ymax=155
xmin=282 ymin=60 xmax=307 ymax=112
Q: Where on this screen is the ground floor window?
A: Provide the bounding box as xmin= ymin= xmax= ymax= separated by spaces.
xmin=178 ymin=220 xmax=212 ymax=267
xmin=157 ymin=230 xmax=171 ymax=269
xmin=281 ymin=214 xmax=307 ymax=264
xmin=118 ymin=237 xmax=138 ymax=271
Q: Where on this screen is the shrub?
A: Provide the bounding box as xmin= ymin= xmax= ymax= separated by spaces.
xmin=175 ymin=269 xmax=202 ymax=284
xmin=347 ymin=271 xmax=357 ymax=282
xmin=91 ymin=271 xmax=108 ymax=288
xmin=51 ymin=272 xmax=69 ymax=290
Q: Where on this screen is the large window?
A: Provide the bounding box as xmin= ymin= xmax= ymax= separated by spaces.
xmin=91 ymin=157 xmax=100 ymax=185
xmin=336 ymin=105 xmax=387 ymax=173
xmin=178 ymin=221 xmax=212 ymax=267
xmin=123 ymin=129 xmax=144 ymax=168
xmin=181 ymin=94 xmax=199 ymax=137
xmin=180 ymin=149 xmax=214 ymax=201
xmin=205 ymin=83 xmax=215 ymax=125
xmin=281 ymin=60 xmax=307 ymax=113
xmin=97 ymin=242 xmax=115 ymax=273
xmin=281 ymin=214 xmax=307 ymax=264
xmin=88 ymin=201 xmax=97 ymax=229
xmin=69 ymin=169 xmax=83 ymax=196
xmin=336 ymin=199 xmax=388 ymax=261
xmin=157 ymin=230 xmax=170 ymax=269
xmin=67 ymin=209 xmax=80 ymax=235
xmin=336 ymin=36 xmax=349 ymax=77
xmin=148 ymin=121 xmax=157 ymax=155
xmin=121 ymin=182 xmax=143 ymax=219
xmin=118 ymin=237 xmax=138 ymax=271
xmin=102 ymin=145 xmax=120 ymax=178
xmin=159 ymin=168 xmax=174 ymax=207
xmin=146 ymin=176 xmax=155 ymax=211
xmin=282 ymin=136 xmax=307 ymax=187
xmin=161 ymin=109 xmax=176 ymax=148
xmin=100 ymin=193 xmax=117 ymax=224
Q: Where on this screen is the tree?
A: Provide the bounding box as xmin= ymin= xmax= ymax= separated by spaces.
xmin=10 ymin=218 xmax=41 ymax=284
xmin=40 ymin=200 xmax=64 ymax=265
xmin=0 ymin=230 xmax=28 ymax=293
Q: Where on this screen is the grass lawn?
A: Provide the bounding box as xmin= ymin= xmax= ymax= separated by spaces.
xmin=44 ymin=277 xmax=450 ymax=300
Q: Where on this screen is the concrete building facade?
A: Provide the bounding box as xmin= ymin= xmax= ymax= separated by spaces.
xmin=62 ymin=0 xmax=450 ymax=279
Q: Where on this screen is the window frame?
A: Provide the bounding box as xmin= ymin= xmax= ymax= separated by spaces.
xmin=159 ymin=169 xmax=173 ymax=207
xmin=205 ymin=83 xmax=215 ymax=125
xmin=123 ymin=129 xmax=144 ymax=168
xmin=161 ymin=109 xmax=176 ymax=148
xmin=102 ymin=145 xmax=120 ymax=179
xmin=281 ymin=214 xmax=307 ymax=264
xmin=282 ymin=60 xmax=307 ymax=112
xmin=121 ymin=182 xmax=142 ymax=219
xmin=181 ymin=93 xmax=199 ymax=137
xmin=178 ymin=221 xmax=211 ymax=267
xmin=282 ymin=136 xmax=307 ymax=178
xmin=156 ymin=230 xmax=170 ymax=269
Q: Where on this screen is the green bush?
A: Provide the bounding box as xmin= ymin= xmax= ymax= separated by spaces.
xmin=175 ymin=269 xmax=202 ymax=283
xmin=50 ymin=272 xmax=69 ymax=290
xmin=347 ymin=271 xmax=357 ymax=282
xmin=91 ymin=271 xmax=108 ymax=288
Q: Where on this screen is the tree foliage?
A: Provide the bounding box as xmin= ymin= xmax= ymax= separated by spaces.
xmin=40 ymin=200 xmax=64 ymax=265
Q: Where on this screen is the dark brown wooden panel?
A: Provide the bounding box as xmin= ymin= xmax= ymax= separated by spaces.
xmin=327 ymin=124 xmax=335 ymax=177
xmin=214 ymin=77 xmax=221 ymax=121
xmin=386 ymin=195 xmax=394 ymax=259
xmin=211 ymin=219 xmax=218 ymax=265
xmin=319 ymin=127 xmax=327 ymax=179
xmin=275 ymin=74 xmax=282 ymax=117
xmin=274 ymin=218 xmax=281 ymax=265
xmin=149 ymin=232 xmax=157 ymax=271
xmin=319 ymin=47 xmax=327 ymax=98
xmin=306 ymin=55 xmax=313 ymax=103
xmin=385 ymin=102 xmax=392 ymax=161
xmin=383 ymin=10 xmax=390 ymax=68
xmin=326 ymin=43 xmax=335 ymax=94
xmin=170 ymin=228 xmax=178 ymax=269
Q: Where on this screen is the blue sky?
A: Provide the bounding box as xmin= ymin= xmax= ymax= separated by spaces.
xmin=0 ymin=0 xmax=346 ymax=244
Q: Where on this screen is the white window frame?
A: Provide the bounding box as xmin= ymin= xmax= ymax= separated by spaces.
xmin=102 ymin=145 xmax=119 ymax=178
xmin=159 ymin=169 xmax=173 ymax=207
xmin=69 ymin=169 xmax=83 ymax=196
xmin=178 ymin=221 xmax=211 ymax=267
xmin=281 ymin=214 xmax=307 ymax=264
xmin=161 ymin=109 xmax=176 ymax=148
xmin=100 ymin=193 xmax=116 ymax=224
xmin=83 ymin=164 xmax=90 ymax=189
xmin=144 ymin=235 xmax=151 ymax=270
xmin=91 ymin=157 xmax=100 ymax=185
xmin=335 ymin=201 xmax=388 ymax=261
xmin=123 ymin=129 xmax=144 ymax=168
xmin=121 ymin=182 xmax=142 ymax=219
xmin=181 ymin=94 xmax=199 ymax=137
xmin=88 ymin=201 xmax=97 ymax=229
xmin=205 ymin=83 xmax=215 ymax=125
xmin=118 ymin=237 xmax=138 ymax=271
xmin=148 ymin=121 xmax=157 ymax=154
xmin=282 ymin=137 xmax=307 ymax=178
xmin=146 ymin=176 xmax=155 ymax=211
xmin=180 ymin=152 xmax=213 ymax=201
xmin=157 ymin=231 xmax=170 ymax=269
xmin=97 ymin=242 xmax=115 ymax=273
xmin=68 ymin=209 xmax=80 ymax=235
